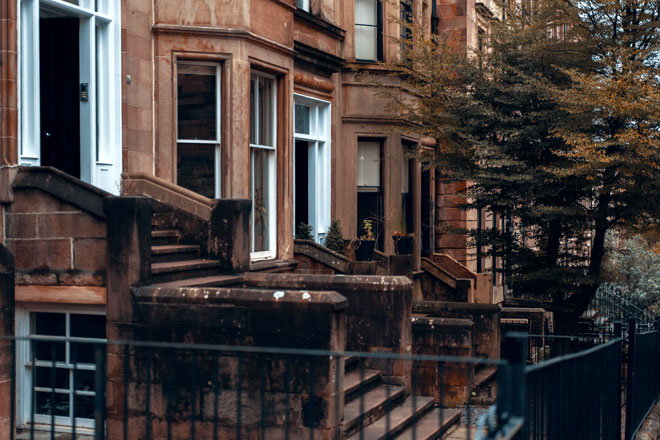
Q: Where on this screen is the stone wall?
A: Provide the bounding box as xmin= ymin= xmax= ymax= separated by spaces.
xmin=0 ymin=168 xmax=110 ymax=287
xmin=414 ymin=301 xmax=501 ymax=359
xmin=241 ymin=273 xmax=412 ymax=382
xmin=412 ymin=317 xmax=473 ymax=407
xmin=106 ymin=286 xmax=348 ymax=440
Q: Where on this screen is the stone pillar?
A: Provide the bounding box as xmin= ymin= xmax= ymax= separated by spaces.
xmin=0 ymin=244 xmax=15 ymax=440
xmin=104 ymin=196 xmax=152 ymax=324
xmin=208 ymin=199 xmax=250 ymax=273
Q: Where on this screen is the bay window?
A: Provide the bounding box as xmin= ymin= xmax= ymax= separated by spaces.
xmin=250 ymin=72 xmax=277 ymax=259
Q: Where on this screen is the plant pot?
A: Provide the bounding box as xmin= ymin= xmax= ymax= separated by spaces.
xmin=354 ymin=239 xmax=376 ymax=261
xmin=393 ymin=235 xmax=414 ymax=255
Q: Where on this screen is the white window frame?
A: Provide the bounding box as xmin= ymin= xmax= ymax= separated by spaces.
xmin=297 ymin=0 xmax=310 ymax=12
xmin=355 ymin=0 xmax=380 ymax=61
xmin=15 ymin=304 xmax=106 ymax=433
xmin=18 ymin=0 xmax=122 ymax=194
xmin=250 ymin=71 xmax=278 ymax=260
xmin=293 ymin=94 xmax=331 ymax=244
xmin=175 ymin=60 xmax=222 ymax=199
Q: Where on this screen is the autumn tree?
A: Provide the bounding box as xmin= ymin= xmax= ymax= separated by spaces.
xmin=379 ymin=0 xmax=660 ymax=319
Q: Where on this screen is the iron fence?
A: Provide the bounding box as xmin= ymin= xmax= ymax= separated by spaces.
xmin=1 ymin=335 xmax=502 ymax=440
xmin=625 ymin=318 xmax=660 ymax=440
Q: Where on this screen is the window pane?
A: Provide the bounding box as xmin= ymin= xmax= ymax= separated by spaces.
xmin=36 ymin=367 xmax=69 ymax=389
xmin=177 ymin=142 xmax=216 ymax=198
xmin=355 ymin=25 xmax=378 ymax=60
xmin=251 ymin=148 xmax=271 ymax=252
xmin=295 ymin=104 xmax=311 ymax=135
xmin=356 ymin=0 xmax=377 ymax=25
xmin=74 ymin=395 xmax=95 ymax=419
xmin=259 ymin=77 xmax=274 ymax=147
xmin=74 ymin=369 xmax=96 ymax=393
xmin=357 ymin=142 xmax=381 ymax=187
xmin=36 ymin=392 xmax=69 ymax=417
xmin=70 ymin=314 xmax=106 ymax=339
xmin=177 ymin=63 xmax=216 ymax=141
xmin=33 ymin=312 xmax=65 ymax=336
xmin=250 ymin=77 xmax=257 ymax=144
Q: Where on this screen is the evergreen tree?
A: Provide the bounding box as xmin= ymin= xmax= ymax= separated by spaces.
xmin=324 ymin=220 xmax=345 ymax=254
xmin=296 ymin=222 xmax=314 ymax=240
xmin=377 ymin=0 xmax=660 ymax=319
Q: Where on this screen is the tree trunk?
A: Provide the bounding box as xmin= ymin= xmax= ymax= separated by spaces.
xmin=557 ymin=192 xmax=611 ymax=321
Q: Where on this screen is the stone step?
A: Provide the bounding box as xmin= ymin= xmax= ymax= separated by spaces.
xmin=394 ymin=407 xmax=462 ymax=440
xmin=345 ymin=355 xmax=359 ymax=371
xmin=150 ymin=274 xmax=244 ymax=288
xmin=151 ymin=244 xmax=200 ymax=263
xmin=344 ymin=368 xmax=381 ymax=402
xmin=473 ymin=366 xmax=497 ymax=389
xmin=351 ymin=395 xmax=435 ymax=440
xmin=150 ymin=259 xmax=221 ymax=283
xmin=151 ymin=229 xmax=180 ymax=246
xmin=342 ymin=384 xmax=406 ymax=438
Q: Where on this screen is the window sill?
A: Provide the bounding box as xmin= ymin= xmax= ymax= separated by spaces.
xmin=250 ymin=258 xmax=299 ymax=273
xmin=294 ymin=9 xmax=346 ymax=41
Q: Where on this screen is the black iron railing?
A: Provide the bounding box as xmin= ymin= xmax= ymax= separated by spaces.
xmin=2 ymin=336 xmax=501 ymax=440
xmin=625 ymin=318 xmax=660 ymax=440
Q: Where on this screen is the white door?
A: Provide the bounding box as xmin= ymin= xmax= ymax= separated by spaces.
xmin=19 ymin=0 xmax=122 ymax=194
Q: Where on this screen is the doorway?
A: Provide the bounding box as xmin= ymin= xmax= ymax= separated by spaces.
xmin=294 ymin=140 xmax=310 ymax=227
xmin=39 ymin=17 xmax=80 ymax=178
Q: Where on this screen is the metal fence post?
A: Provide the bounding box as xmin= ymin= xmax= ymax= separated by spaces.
xmin=614 ymin=321 xmax=622 ymax=339
xmin=654 ymin=317 xmax=660 ymax=395
xmin=493 ymin=332 xmax=527 ymax=439
xmin=625 ymin=318 xmax=637 ymax=440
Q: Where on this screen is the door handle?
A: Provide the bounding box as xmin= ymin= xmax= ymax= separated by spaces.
xmin=44 ymin=132 xmax=52 ymax=138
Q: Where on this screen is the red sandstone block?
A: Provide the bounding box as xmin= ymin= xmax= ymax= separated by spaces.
xmin=38 ymin=212 xmax=106 ymax=239
xmin=57 ymin=271 xmax=104 ymax=286
xmin=436 ymin=208 xmax=467 ymax=222
xmin=7 ymin=189 xmax=78 ymax=214
xmin=73 ymin=238 xmax=107 ymax=271
xmin=15 ymin=272 xmax=57 ymax=285
xmin=5 ymin=213 xmax=37 ymax=239
xmin=436 ymin=234 xmax=467 ymax=249
xmin=8 ymin=239 xmax=71 ymax=270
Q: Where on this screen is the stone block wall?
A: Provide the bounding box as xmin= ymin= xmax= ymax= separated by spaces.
xmin=412 ymin=317 xmax=473 ymax=407
xmin=106 ymin=286 xmax=348 ymax=440
xmin=4 ymin=188 xmax=107 ymax=286
xmin=414 ymin=301 xmax=501 ymax=359
xmin=241 ymin=273 xmax=412 ymax=382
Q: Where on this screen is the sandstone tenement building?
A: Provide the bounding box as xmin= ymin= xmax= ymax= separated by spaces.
xmin=0 ymin=0 xmax=502 ymax=437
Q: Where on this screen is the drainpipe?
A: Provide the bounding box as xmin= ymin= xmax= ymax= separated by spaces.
xmin=431 ymin=0 xmax=439 ymax=35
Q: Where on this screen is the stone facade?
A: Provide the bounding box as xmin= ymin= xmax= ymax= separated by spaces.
xmin=0 ymin=0 xmax=504 ymax=436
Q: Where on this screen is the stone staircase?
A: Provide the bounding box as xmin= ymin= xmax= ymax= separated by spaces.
xmin=343 ymin=357 xmax=461 ymax=440
xmin=150 ymin=220 xmax=242 ymax=288
xmin=471 ymin=362 xmax=497 ymax=406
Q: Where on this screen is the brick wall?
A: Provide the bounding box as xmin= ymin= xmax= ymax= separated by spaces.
xmin=5 ymin=189 xmax=107 ymax=286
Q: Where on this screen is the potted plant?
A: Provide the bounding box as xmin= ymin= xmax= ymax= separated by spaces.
xmin=324 ymin=220 xmax=345 ymax=254
xmin=355 ymin=219 xmax=376 ymax=261
xmin=392 ymin=231 xmax=414 ymax=255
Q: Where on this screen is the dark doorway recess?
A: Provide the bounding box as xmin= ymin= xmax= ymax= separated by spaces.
xmin=40 ymin=17 xmax=80 ymax=178
xmin=295 ymin=140 xmax=309 ymax=227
